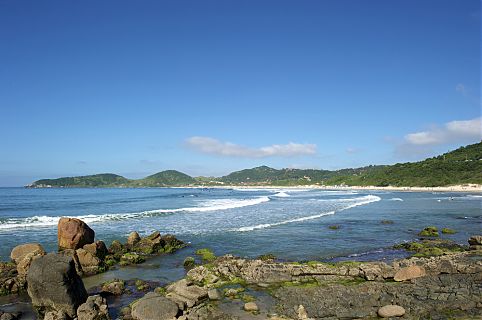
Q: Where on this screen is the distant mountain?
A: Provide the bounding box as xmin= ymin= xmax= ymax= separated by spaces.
xmin=28 ymin=141 xmax=482 ymax=188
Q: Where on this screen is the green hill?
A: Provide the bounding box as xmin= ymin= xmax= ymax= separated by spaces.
xmin=325 ymin=142 xmax=482 ymax=187
xmin=32 ymin=173 xmax=131 ymax=187
xmin=133 ymin=170 xmax=197 ymax=187
xmin=29 ymin=141 xmax=482 ymax=188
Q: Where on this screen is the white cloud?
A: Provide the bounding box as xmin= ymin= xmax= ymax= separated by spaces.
xmin=185 ymin=136 xmax=317 ymax=158
xmin=455 ymin=83 xmax=468 ymax=96
xmin=404 ymin=117 xmax=482 ymax=146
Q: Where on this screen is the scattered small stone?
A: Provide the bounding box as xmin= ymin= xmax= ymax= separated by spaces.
xmin=101 ymin=279 xmax=125 ymax=295
xmin=208 ymin=288 xmax=221 ymax=300
xmin=43 ymin=310 xmax=67 ymax=320
xmin=394 ymin=265 xmax=426 ymax=282
xmin=377 ymin=305 xmax=405 ymax=318
xmin=77 ymin=295 xmax=110 ymax=320
xmin=297 ymin=305 xmax=309 ymax=319
xmin=244 ymin=302 xmax=259 ymax=312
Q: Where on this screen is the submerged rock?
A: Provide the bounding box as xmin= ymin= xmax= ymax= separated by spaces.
xmin=101 ymin=279 xmax=125 ymax=295
xmin=58 ymin=217 xmax=95 ymax=250
xmin=243 ymin=302 xmax=259 ymax=312
xmin=27 ymin=253 xmax=87 ymax=318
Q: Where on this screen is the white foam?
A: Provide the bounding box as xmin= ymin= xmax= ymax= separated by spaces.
xmin=0 ymin=196 xmax=271 ymax=231
xmin=389 ymin=198 xmax=403 ymax=201
xmin=272 ymin=191 xmax=290 ymax=198
xmin=236 ymin=211 xmax=336 ymax=232
xmin=234 ymin=195 xmax=381 ymax=232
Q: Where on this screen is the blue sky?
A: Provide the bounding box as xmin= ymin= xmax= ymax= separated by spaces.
xmin=0 ymin=0 xmax=480 ymax=186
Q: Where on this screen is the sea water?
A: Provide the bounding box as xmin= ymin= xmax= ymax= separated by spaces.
xmin=0 ymin=187 xmax=481 ymax=264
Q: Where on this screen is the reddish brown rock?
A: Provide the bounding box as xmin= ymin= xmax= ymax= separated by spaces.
xmin=394 ymin=265 xmax=426 ymax=282
xmin=83 ymin=241 xmax=107 ymax=260
xmin=10 ymin=243 xmax=46 ymax=276
xmin=58 ymin=218 xmax=95 ymax=250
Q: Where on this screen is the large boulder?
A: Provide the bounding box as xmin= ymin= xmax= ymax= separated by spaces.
xmin=77 ymin=295 xmax=110 ymax=320
xmin=10 ymin=243 xmax=45 ymax=276
xmin=27 ymin=253 xmax=88 ymax=318
xmin=58 ymin=217 xmax=95 ymax=250
xmin=131 ymin=292 xmax=179 ymax=320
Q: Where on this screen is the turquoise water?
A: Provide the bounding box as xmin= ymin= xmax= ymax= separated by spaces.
xmin=0 ymin=187 xmax=481 ymax=264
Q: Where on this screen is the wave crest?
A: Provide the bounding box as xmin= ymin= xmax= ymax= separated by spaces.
xmin=234 ymin=195 xmax=381 ymax=232
xmin=0 ymin=196 xmax=270 ymax=231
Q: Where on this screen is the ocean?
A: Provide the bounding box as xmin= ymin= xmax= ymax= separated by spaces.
xmin=0 ymin=187 xmax=481 ymax=265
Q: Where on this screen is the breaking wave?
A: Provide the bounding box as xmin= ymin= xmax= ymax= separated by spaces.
xmin=0 ymin=196 xmax=270 ymax=230
xmin=234 ymin=195 xmax=381 ymax=232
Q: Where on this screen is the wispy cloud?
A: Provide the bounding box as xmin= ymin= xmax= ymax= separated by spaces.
xmin=404 ymin=117 xmax=481 ymax=146
xmin=185 ymin=136 xmax=317 ymax=158
xmin=455 ymin=83 xmax=468 ymax=96
xmin=346 ymin=147 xmax=361 ymax=154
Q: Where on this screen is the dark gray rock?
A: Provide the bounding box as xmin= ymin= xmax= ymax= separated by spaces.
xmin=27 ymin=253 xmax=88 ymax=318
xmin=77 ymin=295 xmax=110 ymax=320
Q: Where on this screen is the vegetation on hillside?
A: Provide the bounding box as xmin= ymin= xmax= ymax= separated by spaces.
xmin=29 ymin=142 xmax=482 ymax=188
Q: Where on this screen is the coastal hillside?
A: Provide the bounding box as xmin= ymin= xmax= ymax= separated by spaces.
xmin=32 ymin=173 xmax=131 ymax=187
xmin=28 ymin=141 xmax=482 ymax=188
xmin=131 ymin=170 xmax=197 ymax=187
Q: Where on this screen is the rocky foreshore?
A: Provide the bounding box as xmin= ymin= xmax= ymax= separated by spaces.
xmin=0 ymin=218 xmax=481 ymax=320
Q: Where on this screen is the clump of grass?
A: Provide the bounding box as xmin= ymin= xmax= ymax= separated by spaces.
xmin=195 ymin=248 xmax=216 ymax=262
xmin=154 ymin=286 xmax=166 ymax=295
xmin=135 ymin=279 xmax=149 ymax=291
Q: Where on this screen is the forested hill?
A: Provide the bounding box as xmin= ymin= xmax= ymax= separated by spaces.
xmin=28 ymin=141 xmax=482 ymax=188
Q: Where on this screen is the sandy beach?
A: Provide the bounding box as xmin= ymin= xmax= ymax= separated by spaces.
xmin=213 ymin=184 xmax=482 ymax=193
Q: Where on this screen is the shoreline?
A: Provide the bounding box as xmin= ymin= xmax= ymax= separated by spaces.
xmin=195 ymin=183 xmax=482 ymax=193
xmin=22 ymin=184 xmax=482 ymax=193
